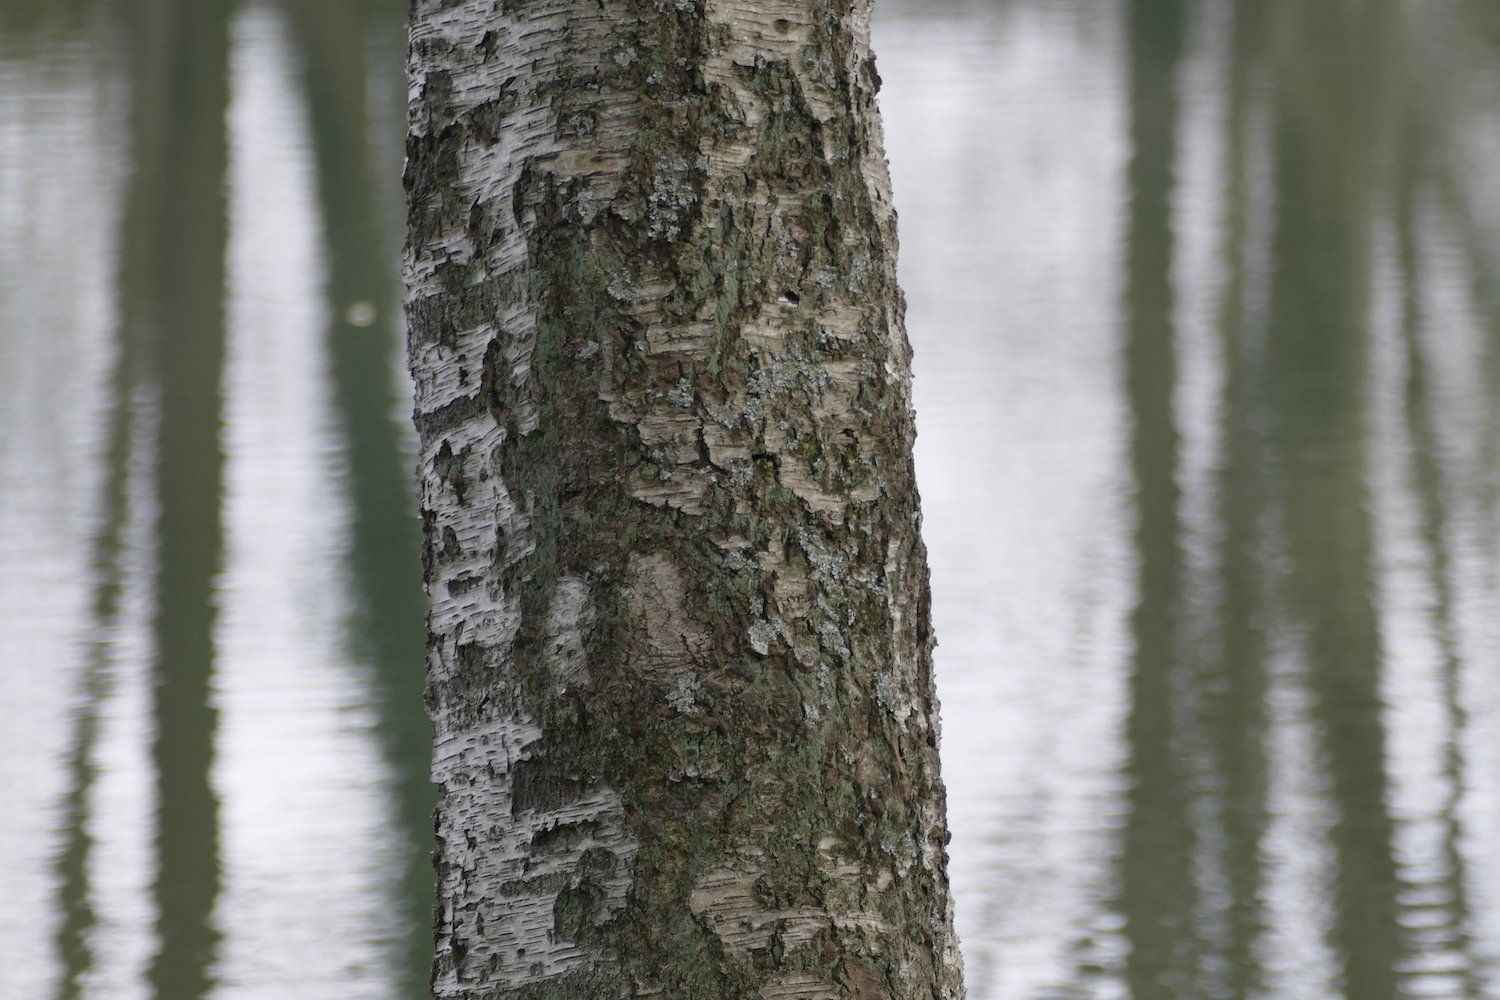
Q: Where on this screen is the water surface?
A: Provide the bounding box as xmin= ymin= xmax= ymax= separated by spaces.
xmin=1 ymin=0 xmax=1497 ymax=997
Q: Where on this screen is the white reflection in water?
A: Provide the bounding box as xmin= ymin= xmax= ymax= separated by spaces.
xmin=1255 ymin=630 xmax=1342 ymax=1000
xmin=1171 ymin=9 xmax=1233 ymax=979
xmin=1172 ymin=0 xmax=1229 ymax=610
xmin=876 ymin=3 xmax=1134 ymax=997
xmin=1368 ymin=210 xmax=1465 ymax=998
xmin=0 ymin=40 xmax=124 ymax=1000
xmin=882 ymin=0 xmax=1500 ymax=996
xmin=2 ymin=2 xmax=1499 ymax=997
xmin=211 ymin=8 xmax=400 ymax=997
xmin=1408 ymin=195 xmax=1500 ymax=990
xmin=78 ymin=391 xmax=159 ymax=1000
xmin=1373 ymin=122 xmax=1500 ymax=986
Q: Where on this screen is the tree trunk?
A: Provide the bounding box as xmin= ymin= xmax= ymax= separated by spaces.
xmin=403 ymin=1 xmax=963 ymax=997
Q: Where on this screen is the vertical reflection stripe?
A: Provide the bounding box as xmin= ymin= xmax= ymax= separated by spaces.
xmin=212 ymin=7 xmax=401 ymax=997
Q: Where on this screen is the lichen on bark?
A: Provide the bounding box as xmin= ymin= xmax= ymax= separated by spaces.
xmin=404 ymin=1 xmax=963 ymax=997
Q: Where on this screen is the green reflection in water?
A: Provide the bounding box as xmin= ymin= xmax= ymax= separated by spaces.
xmin=5 ymin=0 xmax=1498 ymax=996
xmin=52 ymin=242 xmax=138 ymax=1000
xmin=1261 ymin=5 xmax=1401 ymax=995
xmin=32 ymin=0 xmax=236 ymax=994
xmin=24 ymin=8 xmax=142 ymax=998
xmin=1 ymin=3 xmax=124 ymax=990
xmin=283 ymin=0 xmax=433 ymax=994
xmin=1119 ymin=0 xmax=1194 ymax=997
xmin=25 ymin=0 xmax=431 ymax=993
xmin=120 ymin=0 xmax=234 ymax=996
xmin=1202 ymin=9 xmax=1270 ymax=1000
xmin=1114 ymin=0 xmax=1498 ymax=995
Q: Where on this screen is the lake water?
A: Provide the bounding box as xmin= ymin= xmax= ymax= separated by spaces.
xmin=1 ymin=0 xmax=1498 ymax=997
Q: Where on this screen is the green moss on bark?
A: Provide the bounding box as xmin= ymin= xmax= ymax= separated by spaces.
xmin=407 ymin=0 xmax=961 ymax=996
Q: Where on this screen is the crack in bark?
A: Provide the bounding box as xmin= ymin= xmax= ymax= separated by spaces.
xmin=406 ymin=0 xmax=963 ymax=995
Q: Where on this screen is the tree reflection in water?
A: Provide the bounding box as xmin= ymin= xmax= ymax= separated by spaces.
xmin=0 ymin=0 xmax=1497 ymax=996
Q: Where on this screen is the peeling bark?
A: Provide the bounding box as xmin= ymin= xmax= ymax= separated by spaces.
xmin=403 ymin=1 xmax=962 ymax=997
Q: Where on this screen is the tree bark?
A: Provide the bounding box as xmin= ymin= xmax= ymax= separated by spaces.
xmin=403 ymin=1 xmax=963 ymax=997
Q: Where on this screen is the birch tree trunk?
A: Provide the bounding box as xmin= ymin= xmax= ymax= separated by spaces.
xmin=403 ymin=1 xmax=963 ymax=996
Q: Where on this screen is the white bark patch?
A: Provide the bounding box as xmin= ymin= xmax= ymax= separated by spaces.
xmin=432 ymin=717 xmax=636 ymax=995
xmin=409 ymin=0 xmax=649 ymax=991
xmin=408 ymin=0 xmax=963 ymax=990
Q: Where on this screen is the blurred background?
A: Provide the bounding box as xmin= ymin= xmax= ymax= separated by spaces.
xmin=0 ymin=0 xmax=1497 ymax=997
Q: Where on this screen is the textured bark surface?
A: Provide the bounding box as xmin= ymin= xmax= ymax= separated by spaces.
xmin=403 ymin=1 xmax=962 ymax=996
